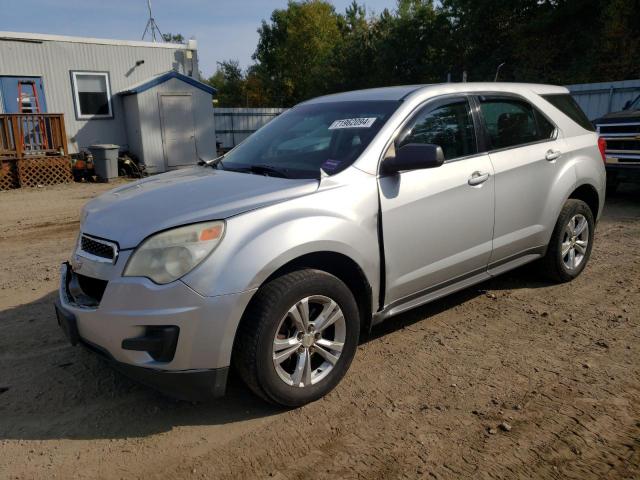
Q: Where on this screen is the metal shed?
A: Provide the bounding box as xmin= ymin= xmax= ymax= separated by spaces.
xmin=120 ymin=71 xmax=217 ymax=173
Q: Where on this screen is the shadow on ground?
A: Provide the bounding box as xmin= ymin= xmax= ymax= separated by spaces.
xmin=0 ymin=265 xmax=548 ymax=442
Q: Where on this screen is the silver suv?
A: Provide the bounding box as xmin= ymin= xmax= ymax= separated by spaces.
xmin=56 ymin=83 xmax=606 ymax=406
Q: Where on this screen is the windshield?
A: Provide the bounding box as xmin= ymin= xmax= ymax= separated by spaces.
xmin=221 ymin=100 xmax=401 ymax=179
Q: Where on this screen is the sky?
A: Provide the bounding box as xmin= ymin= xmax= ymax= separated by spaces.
xmin=1 ymin=0 xmax=397 ymax=78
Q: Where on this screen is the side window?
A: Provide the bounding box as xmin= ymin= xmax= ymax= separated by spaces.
xmin=398 ymin=99 xmax=477 ymax=160
xmin=479 ymin=97 xmax=555 ymax=150
xmin=70 ymin=71 xmax=113 ymax=119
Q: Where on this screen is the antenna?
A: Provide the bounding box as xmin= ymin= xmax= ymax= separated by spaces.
xmin=494 ymin=62 xmax=506 ymax=82
xmin=142 ymin=0 xmax=164 ymax=42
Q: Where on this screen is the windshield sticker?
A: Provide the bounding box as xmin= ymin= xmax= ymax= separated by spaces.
xmin=328 ymin=117 xmax=377 ymax=130
xmin=321 ymin=158 xmax=342 ymax=172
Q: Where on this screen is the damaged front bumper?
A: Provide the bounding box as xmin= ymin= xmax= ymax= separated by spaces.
xmin=55 ymin=262 xmax=254 ymax=401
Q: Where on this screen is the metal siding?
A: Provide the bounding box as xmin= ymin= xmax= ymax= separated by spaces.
xmin=566 ymin=79 xmax=640 ymax=120
xmin=122 ymin=94 xmax=143 ymax=164
xmin=213 ymin=107 xmax=286 ymax=149
xmin=133 ymin=77 xmax=215 ymax=173
xmin=0 ymin=37 xmax=197 ymax=153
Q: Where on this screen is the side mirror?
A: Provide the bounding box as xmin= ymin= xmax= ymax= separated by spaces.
xmin=382 ymin=143 xmax=445 ymax=175
xmin=623 ymin=100 xmax=632 ymax=110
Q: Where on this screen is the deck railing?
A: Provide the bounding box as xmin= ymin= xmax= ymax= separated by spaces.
xmin=0 ymin=113 xmax=68 ymax=159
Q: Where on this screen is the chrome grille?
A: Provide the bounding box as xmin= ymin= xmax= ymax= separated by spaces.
xmin=78 ymin=234 xmax=118 ymax=263
xmin=597 ymin=121 xmax=640 ymax=161
xmin=598 ymin=123 xmax=640 ymax=136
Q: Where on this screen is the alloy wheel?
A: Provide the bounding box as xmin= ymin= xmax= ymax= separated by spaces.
xmin=272 ymin=295 xmax=346 ymax=387
xmin=561 ymin=214 xmax=589 ymax=271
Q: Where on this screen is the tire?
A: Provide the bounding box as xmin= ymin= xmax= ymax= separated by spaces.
xmin=233 ymin=269 xmax=360 ymax=407
xmin=541 ymin=199 xmax=595 ymax=283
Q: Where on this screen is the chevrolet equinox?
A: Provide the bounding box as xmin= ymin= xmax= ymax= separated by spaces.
xmin=56 ymin=83 xmax=606 ymax=406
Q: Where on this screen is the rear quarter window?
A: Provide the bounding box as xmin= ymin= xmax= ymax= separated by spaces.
xmin=542 ymin=94 xmax=595 ymax=132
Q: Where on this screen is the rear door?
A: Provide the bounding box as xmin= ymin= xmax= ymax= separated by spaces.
xmin=475 ymin=94 xmax=563 ymax=266
xmin=159 ymin=93 xmax=198 ymax=167
xmin=379 ymin=96 xmax=495 ymax=306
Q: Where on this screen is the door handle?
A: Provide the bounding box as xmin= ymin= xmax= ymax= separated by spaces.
xmin=545 ymin=149 xmax=561 ymax=161
xmin=468 ymin=171 xmax=490 ymax=186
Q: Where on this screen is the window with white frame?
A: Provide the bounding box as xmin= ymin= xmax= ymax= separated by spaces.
xmin=70 ymin=71 xmax=112 ymax=119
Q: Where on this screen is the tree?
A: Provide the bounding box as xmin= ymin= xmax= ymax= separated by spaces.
xmin=369 ymin=0 xmax=448 ymax=85
xmin=207 ymin=61 xmax=246 ymax=107
xmin=253 ymin=0 xmax=343 ymax=106
xmin=162 ymin=32 xmax=186 ymax=44
xmin=334 ymin=1 xmax=377 ymax=90
xmin=225 ymin=0 xmax=640 ymax=106
xmin=596 ymin=0 xmax=640 ymax=81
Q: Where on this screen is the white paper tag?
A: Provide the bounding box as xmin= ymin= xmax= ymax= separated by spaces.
xmin=328 ymin=117 xmax=377 ymax=130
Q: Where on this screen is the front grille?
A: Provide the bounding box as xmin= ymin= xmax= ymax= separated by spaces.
xmin=598 ymin=122 xmax=640 ymax=161
xmin=599 ymin=123 xmax=640 ymax=135
xmin=76 ymin=273 xmax=108 ymax=303
xmin=80 ymin=235 xmax=117 ymax=262
xmin=607 ymin=138 xmax=640 ymax=152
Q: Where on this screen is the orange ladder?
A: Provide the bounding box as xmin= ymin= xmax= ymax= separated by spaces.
xmin=17 ymin=80 xmax=48 ymax=151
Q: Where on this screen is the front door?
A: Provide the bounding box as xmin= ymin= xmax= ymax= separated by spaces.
xmin=159 ymin=93 xmax=198 ymax=168
xmin=379 ymin=96 xmax=495 ymax=306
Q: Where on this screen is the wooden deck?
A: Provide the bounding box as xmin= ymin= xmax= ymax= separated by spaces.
xmin=0 ymin=113 xmax=73 ymax=190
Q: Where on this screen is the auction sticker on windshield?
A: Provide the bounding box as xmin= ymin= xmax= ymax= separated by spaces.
xmin=328 ymin=117 xmax=377 ymax=129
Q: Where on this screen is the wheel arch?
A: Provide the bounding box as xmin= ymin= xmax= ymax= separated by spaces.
xmin=568 ymin=182 xmax=600 ymax=220
xmin=232 ymin=251 xmax=374 ymax=357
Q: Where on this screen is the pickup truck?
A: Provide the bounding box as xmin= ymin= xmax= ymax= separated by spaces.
xmin=56 ymin=82 xmax=605 ymax=406
xmin=594 ymin=94 xmax=640 ymax=193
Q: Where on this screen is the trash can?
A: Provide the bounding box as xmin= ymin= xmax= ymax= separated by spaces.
xmin=88 ymin=144 xmax=119 ymax=181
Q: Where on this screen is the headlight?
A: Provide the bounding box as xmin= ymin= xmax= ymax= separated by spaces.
xmin=123 ymin=221 xmax=225 ymax=284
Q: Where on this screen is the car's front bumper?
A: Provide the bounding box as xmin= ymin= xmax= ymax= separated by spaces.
xmin=56 ymin=262 xmax=255 ymax=400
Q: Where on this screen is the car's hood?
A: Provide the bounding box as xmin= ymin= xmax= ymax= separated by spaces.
xmin=594 ymin=109 xmax=640 ymax=124
xmin=81 ymin=167 xmax=318 ymax=249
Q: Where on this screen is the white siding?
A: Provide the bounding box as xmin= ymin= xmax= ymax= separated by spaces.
xmin=0 ymin=36 xmax=198 ymax=152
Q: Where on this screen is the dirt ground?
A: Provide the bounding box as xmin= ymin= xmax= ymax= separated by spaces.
xmin=0 ymin=180 xmax=639 ymax=480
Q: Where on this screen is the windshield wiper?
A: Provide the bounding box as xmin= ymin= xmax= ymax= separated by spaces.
xmin=247 ymin=164 xmax=291 ymax=178
xmin=198 ymin=154 xmax=225 ymax=169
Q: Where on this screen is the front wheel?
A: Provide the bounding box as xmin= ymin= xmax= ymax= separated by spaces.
xmin=233 ymin=269 xmax=360 ymax=407
xmin=541 ymin=199 xmax=595 ymax=283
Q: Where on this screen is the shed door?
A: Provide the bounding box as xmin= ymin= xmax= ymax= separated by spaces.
xmin=159 ymin=93 xmax=197 ymax=167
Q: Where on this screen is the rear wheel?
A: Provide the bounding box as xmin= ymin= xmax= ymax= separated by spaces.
xmin=541 ymin=199 xmax=594 ymax=283
xmin=233 ymin=269 xmax=360 ymax=407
